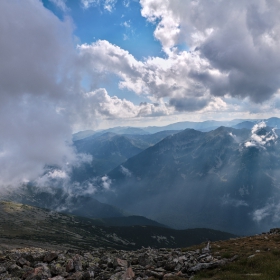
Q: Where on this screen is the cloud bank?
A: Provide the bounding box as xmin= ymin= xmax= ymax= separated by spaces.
xmin=2 ymin=0 xmax=280 ymax=188
xmin=0 ymin=0 xmax=169 ymax=188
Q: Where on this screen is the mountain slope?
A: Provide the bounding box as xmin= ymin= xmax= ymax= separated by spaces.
xmin=72 ymin=132 xmax=143 ymax=180
xmin=102 ymin=124 xmax=280 ymax=235
xmin=4 ymin=184 xmax=126 ymax=219
xmin=141 ymin=119 xmax=253 ymax=133
xmin=0 ymin=201 xmax=236 ymax=250
xmin=72 ymin=130 xmax=181 ymax=180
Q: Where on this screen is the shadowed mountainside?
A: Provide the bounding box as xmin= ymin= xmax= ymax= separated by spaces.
xmin=0 ymin=201 xmax=236 ymax=250
xmin=101 ymin=125 xmax=280 ymax=235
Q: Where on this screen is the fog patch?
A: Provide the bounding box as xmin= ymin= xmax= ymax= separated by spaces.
xmin=101 ymin=175 xmax=112 ymax=190
xmin=252 ymin=202 xmax=280 ymax=223
xmin=120 ymin=165 xmax=132 ymax=177
xmin=221 ymin=194 xmax=248 ymax=207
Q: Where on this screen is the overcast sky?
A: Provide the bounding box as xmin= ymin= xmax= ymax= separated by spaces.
xmin=1 ymin=0 xmax=280 ymax=186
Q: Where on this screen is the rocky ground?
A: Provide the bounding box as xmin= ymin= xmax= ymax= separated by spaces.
xmin=0 ymin=242 xmax=236 ymax=280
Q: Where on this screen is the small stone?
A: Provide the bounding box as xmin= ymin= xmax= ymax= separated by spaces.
xmin=0 ymin=266 xmax=6 ymax=274
xmin=44 ymin=252 xmax=58 ymax=263
xmin=163 ymin=273 xmax=175 ymax=278
xmin=48 ymin=276 xmax=65 ymax=280
xmin=123 ymin=267 xmax=135 ymax=280
xmin=66 ymin=259 xmax=74 ymax=272
xmin=148 ymin=270 xmax=163 ymax=279
xmin=113 ymin=258 xmax=128 ymax=268
xmin=8 ymin=264 xmax=23 ymax=278
xmin=66 ymin=271 xmax=84 ymax=280
xmin=73 ymin=255 xmax=83 ymax=272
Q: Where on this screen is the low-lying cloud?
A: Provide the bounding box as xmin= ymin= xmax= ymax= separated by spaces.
xmin=244 ymin=121 xmax=278 ymax=149
xmin=252 ymin=202 xmax=280 ymax=223
xmin=0 ymin=0 xmax=169 ymax=189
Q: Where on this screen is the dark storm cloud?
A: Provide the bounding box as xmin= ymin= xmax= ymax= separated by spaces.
xmin=169 ymin=97 xmax=209 ymax=112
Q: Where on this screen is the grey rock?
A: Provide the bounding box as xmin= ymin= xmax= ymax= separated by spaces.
xmin=0 ymin=267 xmax=6 ymax=274
xmin=0 ymin=237 xmax=241 ymax=280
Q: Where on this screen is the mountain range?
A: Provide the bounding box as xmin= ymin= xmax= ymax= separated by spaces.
xmin=96 ymin=122 xmax=280 ymax=235
xmin=72 ymin=117 xmax=280 ymax=140
xmin=4 ymin=117 xmax=280 ymax=238
xmin=72 ymin=130 xmax=180 ymax=180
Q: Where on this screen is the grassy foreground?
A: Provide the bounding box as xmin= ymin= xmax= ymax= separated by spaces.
xmin=191 ymin=231 xmax=280 ymax=279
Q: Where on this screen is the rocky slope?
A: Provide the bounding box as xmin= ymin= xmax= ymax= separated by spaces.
xmin=2 ymin=228 xmax=280 ymax=279
xmin=0 ymin=243 xmax=236 ymax=279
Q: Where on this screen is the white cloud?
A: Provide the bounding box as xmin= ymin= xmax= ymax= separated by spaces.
xmin=81 ymin=0 xmax=98 ymax=9
xmin=81 ymin=0 xmax=117 ymax=12
xmin=78 ymin=40 xmax=220 ymax=112
xmin=0 ymin=0 xmax=81 ymax=187
xmin=139 ymin=0 xmax=280 ymax=103
xmin=120 ymin=165 xmax=132 ymax=177
xmin=3 ymin=0 xmax=280 ymax=190
xmin=253 ymin=202 xmax=280 ymax=223
xmin=244 ymin=121 xmax=278 ymax=149
xmin=80 ymin=88 xmax=171 ymax=120
xmin=49 ymin=0 xmax=68 ymax=12
xmin=101 ymin=175 xmax=112 ymax=190
xmin=221 ymin=194 xmax=248 ymax=207
xmin=123 ymin=0 xmax=130 ymax=8
xmin=48 ymin=170 xmax=68 ymax=179
xmin=0 ymin=1 xmax=174 ymax=189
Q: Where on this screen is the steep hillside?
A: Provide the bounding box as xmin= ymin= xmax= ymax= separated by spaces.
xmin=72 ymin=132 xmax=143 ymax=180
xmin=4 ymin=184 xmax=126 ymax=219
xmin=102 ymin=124 xmax=280 ymax=235
xmin=72 ymin=130 xmax=181 ymax=180
xmin=0 ymin=201 xmax=236 ymax=250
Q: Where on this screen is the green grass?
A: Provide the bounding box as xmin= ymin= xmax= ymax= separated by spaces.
xmin=192 ymin=234 xmax=280 ymax=280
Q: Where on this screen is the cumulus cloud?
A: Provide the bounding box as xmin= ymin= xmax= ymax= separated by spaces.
xmin=3 ymin=0 xmax=280 ymax=190
xmin=244 ymin=121 xmax=278 ymax=149
xmin=49 ymin=0 xmax=69 ymax=12
xmin=139 ymin=0 xmax=280 ymax=103
xmin=78 ymin=40 xmax=226 ymax=112
xmin=0 ymin=0 xmax=172 ymax=189
xmin=83 ymin=88 xmax=170 ymax=118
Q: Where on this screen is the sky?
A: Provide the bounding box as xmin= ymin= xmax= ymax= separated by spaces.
xmin=2 ymin=0 xmax=280 ymax=186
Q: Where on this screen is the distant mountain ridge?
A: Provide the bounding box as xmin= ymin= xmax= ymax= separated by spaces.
xmin=73 ymin=117 xmax=280 ymax=140
xmin=72 ymin=130 xmax=181 ymax=180
xmin=97 ymin=123 xmax=280 ymax=235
